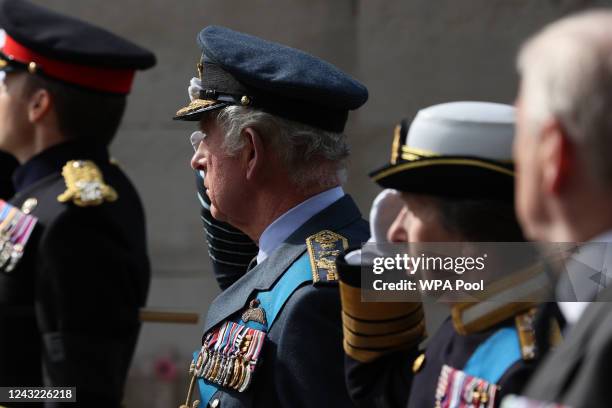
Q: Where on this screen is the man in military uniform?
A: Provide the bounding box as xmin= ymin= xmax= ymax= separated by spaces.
xmin=0 ymin=151 xmax=17 ymax=199
xmin=173 ymin=26 xmax=369 ymax=407
xmin=0 ymin=0 xmax=155 ymax=405
xmin=500 ymin=10 xmax=612 ymax=408
xmin=338 ymin=102 xmax=542 ymax=407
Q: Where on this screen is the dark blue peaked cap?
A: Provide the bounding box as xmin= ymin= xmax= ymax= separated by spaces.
xmin=174 ymin=25 xmax=368 ymax=133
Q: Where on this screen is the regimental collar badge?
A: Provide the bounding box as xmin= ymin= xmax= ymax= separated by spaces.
xmin=57 ymin=160 xmax=118 ymax=207
xmin=241 ymin=299 xmax=267 ymax=326
xmin=193 ymin=321 xmax=266 ymax=393
xmin=306 ymin=230 xmax=348 ymax=284
xmin=0 ymin=200 xmax=38 ymax=273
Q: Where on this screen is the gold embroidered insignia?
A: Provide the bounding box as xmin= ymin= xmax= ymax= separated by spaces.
xmin=515 ymin=308 xmax=538 ymax=360
xmin=306 ymin=230 xmax=348 ymax=284
xmin=57 ymin=160 xmax=118 ymax=207
xmin=241 ymin=299 xmax=267 ymax=326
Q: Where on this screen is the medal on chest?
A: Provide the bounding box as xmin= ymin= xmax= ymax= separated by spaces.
xmin=0 ymin=200 xmax=38 ymax=273
xmin=194 ymin=298 xmax=268 ymax=393
xmin=435 ymin=364 xmax=498 ymax=408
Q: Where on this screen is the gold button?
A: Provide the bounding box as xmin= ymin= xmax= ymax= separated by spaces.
xmin=27 ymin=61 xmax=37 ymax=74
xmin=412 ymin=353 xmax=425 ymax=373
xmin=21 ymin=198 xmax=38 ymax=214
xmin=210 ymin=398 xmax=219 ymax=408
xmin=192 ymin=400 xmax=200 ymax=408
xmin=240 ymin=95 xmax=251 ymax=106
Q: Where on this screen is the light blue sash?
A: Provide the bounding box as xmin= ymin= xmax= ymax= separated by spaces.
xmin=196 ymin=253 xmax=312 ymax=403
xmin=462 ymin=327 xmax=522 ymax=384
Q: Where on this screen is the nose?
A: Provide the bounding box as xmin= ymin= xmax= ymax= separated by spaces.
xmin=190 ymin=148 xmax=207 ymax=172
xmin=387 ymin=206 xmax=409 ymax=243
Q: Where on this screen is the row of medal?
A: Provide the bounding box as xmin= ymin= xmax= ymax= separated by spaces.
xmin=0 ymin=200 xmax=37 ymax=273
xmin=193 ymin=321 xmax=266 ymax=393
xmin=435 ymin=364 xmax=498 ymax=408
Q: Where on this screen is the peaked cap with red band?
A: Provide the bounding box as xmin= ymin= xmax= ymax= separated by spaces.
xmin=0 ymin=0 xmax=156 ymax=94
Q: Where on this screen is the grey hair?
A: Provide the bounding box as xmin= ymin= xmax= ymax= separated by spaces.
xmin=215 ymin=105 xmax=349 ymax=189
xmin=517 ymin=9 xmax=612 ymax=187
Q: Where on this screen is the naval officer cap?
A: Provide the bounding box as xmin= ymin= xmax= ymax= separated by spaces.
xmin=174 ymin=25 xmax=369 ymax=133
xmin=0 ymin=0 xmax=156 ymax=94
xmin=370 ymin=101 xmax=515 ymax=200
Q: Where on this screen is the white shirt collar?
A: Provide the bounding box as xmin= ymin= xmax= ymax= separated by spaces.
xmin=256 ymin=186 xmax=344 ymax=264
xmin=558 ymin=229 xmax=612 ymax=324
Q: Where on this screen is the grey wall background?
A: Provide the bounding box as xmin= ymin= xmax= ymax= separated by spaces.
xmin=26 ymin=0 xmax=608 ymax=405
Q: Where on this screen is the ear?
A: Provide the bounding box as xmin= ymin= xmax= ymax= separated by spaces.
xmin=540 ymin=118 xmax=574 ymax=196
xmin=26 ymin=88 xmax=52 ymax=123
xmin=241 ymin=127 xmax=265 ymax=181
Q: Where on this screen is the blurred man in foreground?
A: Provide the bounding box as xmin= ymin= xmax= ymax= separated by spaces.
xmin=503 ymin=9 xmax=612 ymax=408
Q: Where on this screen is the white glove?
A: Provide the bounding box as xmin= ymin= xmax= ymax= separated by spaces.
xmin=188 ymin=77 xmax=203 ymax=102
xmin=369 ymin=189 xmax=404 ymax=244
xmin=345 ymin=189 xmax=405 ymax=265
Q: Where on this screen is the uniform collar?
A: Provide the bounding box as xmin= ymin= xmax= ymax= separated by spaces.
xmin=12 ymin=141 xmax=109 ymax=193
xmin=256 ymin=186 xmax=344 ymax=264
xmin=204 ymin=194 xmax=362 ymax=333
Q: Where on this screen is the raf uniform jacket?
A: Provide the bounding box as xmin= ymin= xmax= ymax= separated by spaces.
xmin=190 ymin=195 xmax=368 ymax=408
xmin=0 ymin=142 xmax=150 ymax=407
xmin=0 ymin=151 xmax=17 ymax=200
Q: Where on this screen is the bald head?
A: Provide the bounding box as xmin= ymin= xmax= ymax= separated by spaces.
xmin=514 ymin=9 xmax=612 ymax=242
xmin=518 ymin=9 xmax=612 ymax=187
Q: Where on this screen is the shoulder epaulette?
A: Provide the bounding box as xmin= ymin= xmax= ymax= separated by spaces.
xmin=306 ymin=230 xmax=348 ymax=285
xmin=452 ymin=301 xmax=537 ymax=335
xmin=515 ymin=308 xmax=538 ymax=360
xmin=451 ymin=261 xmax=548 ymax=335
xmin=57 ymin=160 xmax=118 ymax=207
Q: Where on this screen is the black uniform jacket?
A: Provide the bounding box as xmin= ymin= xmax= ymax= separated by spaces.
xmin=0 ymin=151 xmax=17 ymax=199
xmin=0 ymin=142 xmax=150 ymax=407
